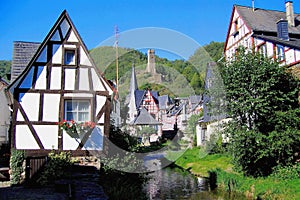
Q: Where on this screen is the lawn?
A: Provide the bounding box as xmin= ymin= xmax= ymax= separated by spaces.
xmin=166 ymin=147 xmax=233 ymax=177
xmin=167 ymin=147 xmax=300 ymax=199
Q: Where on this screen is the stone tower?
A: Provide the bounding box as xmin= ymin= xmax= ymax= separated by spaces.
xmin=146 ymin=49 xmax=156 ymax=74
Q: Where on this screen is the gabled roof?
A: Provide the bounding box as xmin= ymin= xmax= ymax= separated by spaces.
xmin=8 ymin=10 xmax=113 ymax=95
xmin=134 ymin=89 xmax=159 ymax=109
xmin=235 ymin=5 xmax=300 ymax=35
xmin=11 ymin=41 xmax=40 ymax=83
xmin=130 ymin=107 xmax=161 ymax=125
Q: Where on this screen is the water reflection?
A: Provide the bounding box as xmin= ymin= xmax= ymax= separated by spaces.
xmin=143 ymin=166 xmax=246 ymax=200
xmin=143 ymin=166 xmax=209 ymax=200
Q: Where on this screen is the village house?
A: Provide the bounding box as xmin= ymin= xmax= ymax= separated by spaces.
xmin=0 ymin=77 xmax=10 ymax=147
xmin=126 ymin=49 xmax=203 ymax=142
xmin=197 ymin=1 xmax=300 ymax=146
xmin=6 ymin=10 xmax=113 ymax=157
xmin=225 ymin=1 xmax=300 ymax=78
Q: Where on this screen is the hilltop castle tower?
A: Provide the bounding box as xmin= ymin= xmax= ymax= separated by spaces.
xmin=145 ymin=49 xmax=162 ymax=83
xmin=146 ymin=49 xmax=156 ymax=74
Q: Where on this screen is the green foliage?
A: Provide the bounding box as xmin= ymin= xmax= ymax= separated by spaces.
xmin=168 ymin=148 xmax=233 ymax=177
xmin=10 ymin=149 xmax=25 ymax=185
xmin=90 ymin=43 xmax=225 ymax=97
xmin=0 ymin=60 xmax=11 ymax=82
xmin=222 ymin=48 xmax=299 ymax=131
xmin=139 ymin=83 xmax=176 ymax=98
xmin=109 ymin=124 xmax=138 ymax=151
xmin=222 ymin=48 xmax=300 ymax=177
xmin=37 ymin=151 xmax=72 ymax=185
xmin=209 ymin=168 xmax=300 ymax=199
xmin=101 ymin=152 xmax=144 ymax=174
xmin=137 ymin=126 xmax=157 ymax=136
xmin=271 ymin=163 xmax=300 ymax=180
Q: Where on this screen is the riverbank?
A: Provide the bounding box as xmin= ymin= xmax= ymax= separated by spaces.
xmin=170 ymin=147 xmax=300 ymax=199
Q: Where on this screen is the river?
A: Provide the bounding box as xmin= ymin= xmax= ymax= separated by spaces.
xmin=142 ymin=165 xmax=246 ymax=200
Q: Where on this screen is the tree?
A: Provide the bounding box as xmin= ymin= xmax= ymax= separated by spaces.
xmin=222 ymin=48 xmax=299 ymax=132
xmin=222 ymin=48 xmax=300 ymax=176
xmin=190 ymin=73 xmax=203 ymax=94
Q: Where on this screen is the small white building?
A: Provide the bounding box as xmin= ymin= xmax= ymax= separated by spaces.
xmin=0 ymin=78 xmax=10 ymax=146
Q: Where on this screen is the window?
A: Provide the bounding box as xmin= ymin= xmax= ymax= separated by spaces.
xmin=65 ymin=100 xmax=91 ymax=122
xmin=64 ymin=49 xmax=75 ymax=65
xmin=232 ymin=19 xmax=239 ymax=37
xmin=276 ymin=45 xmax=285 ymax=61
xmin=258 ymin=44 xmax=267 ymax=57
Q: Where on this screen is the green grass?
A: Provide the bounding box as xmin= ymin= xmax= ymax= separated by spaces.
xmin=166 ymin=147 xmax=233 ymax=177
xmin=167 ymin=147 xmax=300 ymax=199
xmin=213 ymin=168 xmax=300 ymax=199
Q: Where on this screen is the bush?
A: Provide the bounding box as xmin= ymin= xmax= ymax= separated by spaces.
xmin=10 ymin=149 xmax=25 ymax=185
xmin=271 ymin=163 xmax=300 ymax=180
xmin=37 ymin=151 xmax=72 ymax=185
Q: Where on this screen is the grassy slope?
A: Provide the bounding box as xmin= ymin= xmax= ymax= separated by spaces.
xmin=171 ymin=147 xmax=300 ymax=199
xmin=167 ymin=148 xmax=233 ymax=177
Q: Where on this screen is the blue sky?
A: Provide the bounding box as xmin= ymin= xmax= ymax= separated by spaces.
xmin=1 ymin=0 xmax=299 ymax=60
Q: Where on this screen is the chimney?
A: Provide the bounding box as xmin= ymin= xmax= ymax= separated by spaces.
xmin=277 ymin=19 xmax=289 ymax=40
xmin=285 ymin=1 xmax=295 ymax=27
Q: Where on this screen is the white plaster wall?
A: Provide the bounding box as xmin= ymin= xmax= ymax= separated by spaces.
xmin=52 ymin=45 xmax=62 ymax=64
xmin=63 ymin=130 xmax=81 ymax=150
xmin=35 ymin=66 xmax=47 ymax=89
xmin=19 ymin=93 xmax=40 ymax=121
xmin=0 ymin=87 xmax=10 ymax=144
xmin=34 ymin=125 xmax=58 ymax=149
xmin=96 ymin=95 xmax=106 ymax=123
xmin=91 ymin=68 xmax=105 ymax=91
xmin=67 ymin=30 xmax=79 ymax=43
xmin=50 ymin=67 xmax=62 ymax=90
xmin=83 ymin=125 xmax=103 ymax=151
xmin=79 ymin=68 xmax=90 ymax=90
xmin=16 ymin=125 xmax=39 ymax=149
xmin=80 ymin=47 xmax=92 ymax=66
xmin=286 ymin=49 xmax=295 ymax=65
xmin=43 ymin=94 xmax=60 ymax=122
xmin=65 ymin=68 xmax=76 ymax=90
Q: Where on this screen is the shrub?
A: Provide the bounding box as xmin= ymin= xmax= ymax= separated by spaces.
xmin=10 ymin=149 xmax=25 ymax=185
xmin=271 ymin=163 xmax=300 ymax=180
xmin=37 ymin=151 xmax=72 ymax=185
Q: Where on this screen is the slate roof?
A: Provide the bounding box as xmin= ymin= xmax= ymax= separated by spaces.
xmin=189 ymin=95 xmax=202 ymax=112
xmin=0 ymin=77 xmax=9 ymax=86
xmin=130 ymin=107 xmax=161 ymax=125
xmin=158 ymin=95 xmax=172 ymax=110
xmin=134 ymin=90 xmax=159 ymax=109
xmin=11 ymin=41 xmax=40 ymax=83
xmin=235 ymin=5 xmax=300 ymax=35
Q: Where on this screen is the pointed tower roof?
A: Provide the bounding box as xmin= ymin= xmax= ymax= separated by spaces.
xmin=130 ymin=63 xmax=138 ymax=92
xmin=125 ymin=63 xmax=138 ymax=104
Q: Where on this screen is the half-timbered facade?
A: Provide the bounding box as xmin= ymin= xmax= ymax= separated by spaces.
xmin=7 ymin=10 xmax=112 ymax=156
xmin=224 ymin=1 xmax=300 ymax=78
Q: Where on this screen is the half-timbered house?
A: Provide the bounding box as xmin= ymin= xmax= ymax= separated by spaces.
xmin=224 ymin=1 xmax=300 ymax=78
xmin=7 ymin=10 xmax=112 ymax=156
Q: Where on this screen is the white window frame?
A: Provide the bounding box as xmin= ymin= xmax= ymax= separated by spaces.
xmin=64 ymin=99 xmax=91 ymax=122
xmin=277 ymin=45 xmax=285 ymax=61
